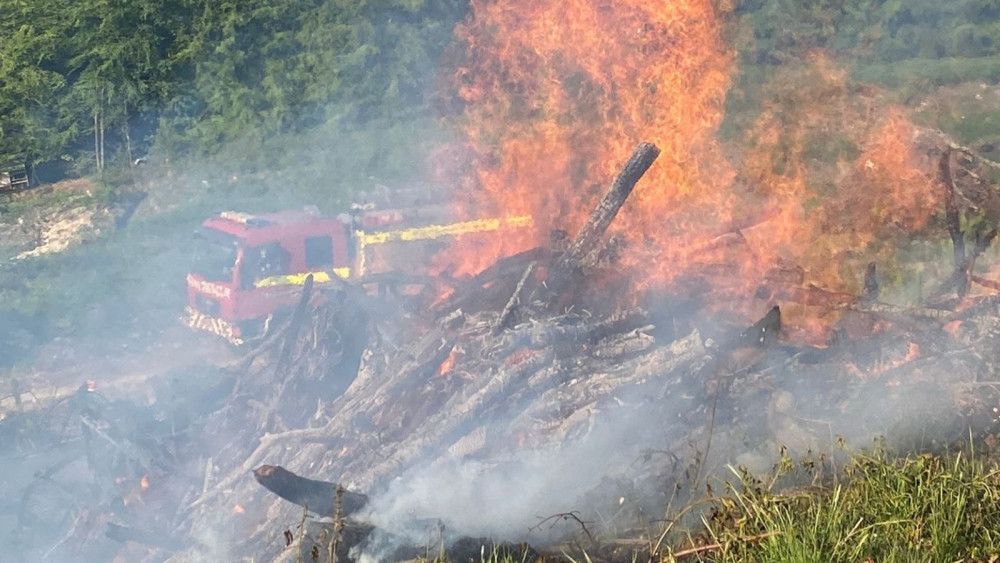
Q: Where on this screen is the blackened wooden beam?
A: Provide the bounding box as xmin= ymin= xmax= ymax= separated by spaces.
xmin=546 ymin=142 xmax=660 ymax=295
xmin=253 ymin=465 xmax=367 ymax=518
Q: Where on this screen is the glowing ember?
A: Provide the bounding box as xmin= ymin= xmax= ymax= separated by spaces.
xmin=944 ymin=320 xmax=963 ymax=334
xmin=438 ymin=348 xmax=459 ymax=376
xmin=504 ymin=348 xmax=538 ymax=367
xmin=120 ymin=474 xmax=151 ymax=507
xmin=233 ymin=504 xmax=245 ymax=514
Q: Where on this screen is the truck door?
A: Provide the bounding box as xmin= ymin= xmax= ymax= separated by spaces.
xmin=235 ymin=242 xmax=301 ymax=320
xmin=241 ymin=242 xmax=291 ymax=290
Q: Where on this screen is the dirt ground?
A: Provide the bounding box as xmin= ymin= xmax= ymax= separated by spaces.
xmin=2 ymin=324 xmax=234 ymax=414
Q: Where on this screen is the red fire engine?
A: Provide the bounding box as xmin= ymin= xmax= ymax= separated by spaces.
xmin=183 ymin=207 xmax=530 ymax=344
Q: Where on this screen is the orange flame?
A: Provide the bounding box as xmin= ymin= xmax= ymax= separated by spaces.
xmin=872 ymin=341 xmax=922 ymax=378
xmin=438 ymin=348 xmax=459 ymax=376
xmin=442 ymin=5 xmax=940 ymax=331
xmin=120 ymin=474 xmax=151 ymax=508
xmin=445 ymin=0 xmax=735 ymax=279
xmin=728 ymin=60 xmax=939 ymax=330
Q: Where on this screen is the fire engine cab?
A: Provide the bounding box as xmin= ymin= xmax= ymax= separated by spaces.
xmin=183 ymin=207 xmax=530 ymax=344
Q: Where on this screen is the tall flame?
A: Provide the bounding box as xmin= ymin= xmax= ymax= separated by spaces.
xmin=738 ymin=58 xmax=938 ymax=299
xmin=441 ymin=3 xmax=941 ymax=327
xmin=446 ymin=0 xmax=735 ymax=277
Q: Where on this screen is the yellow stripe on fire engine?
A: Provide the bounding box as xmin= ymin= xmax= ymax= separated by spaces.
xmin=358 ymin=215 xmax=533 ymax=246
xmin=254 ymin=268 xmax=352 ymax=288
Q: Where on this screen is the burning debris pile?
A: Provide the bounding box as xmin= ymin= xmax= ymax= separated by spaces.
xmin=158 ymin=140 xmax=1000 ymax=561
xmin=0 ymin=368 xmax=234 ymax=562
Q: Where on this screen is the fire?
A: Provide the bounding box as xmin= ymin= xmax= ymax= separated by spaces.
xmin=438 ymin=348 xmax=459 ymax=376
xmin=119 ymin=474 xmax=151 ymax=508
xmin=441 ymin=4 xmax=941 ymax=334
xmin=444 ymin=0 xmax=735 ymax=278
xmin=855 ymin=109 xmax=936 ymax=232
xmin=744 ymin=65 xmax=937 ymax=300
xmin=873 ymin=341 xmax=923 ymax=378
xmin=740 ymin=64 xmax=934 ymax=283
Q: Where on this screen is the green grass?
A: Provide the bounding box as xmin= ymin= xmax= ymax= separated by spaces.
xmin=0 ymin=180 xmax=113 ymax=221
xmin=675 ymin=448 xmax=1000 ymax=563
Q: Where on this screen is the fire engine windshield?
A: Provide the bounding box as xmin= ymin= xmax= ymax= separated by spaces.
xmin=192 ymin=228 xmax=240 ymax=282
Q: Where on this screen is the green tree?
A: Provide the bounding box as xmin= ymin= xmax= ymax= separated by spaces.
xmin=156 ymin=0 xmax=468 ymax=157
xmin=0 ymin=0 xmax=470 ymax=174
xmin=60 ymin=0 xmax=196 ymax=170
xmin=0 ymin=0 xmax=197 ymax=172
xmin=0 ymin=0 xmax=71 ymax=163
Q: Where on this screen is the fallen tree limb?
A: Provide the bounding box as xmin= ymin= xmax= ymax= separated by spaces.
xmin=79 ymin=414 xmax=155 ymax=471
xmin=493 ymin=261 xmax=536 ymax=335
xmin=252 ymin=465 xmax=367 ymax=518
xmin=972 ymin=274 xmax=1000 ymax=292
xmin=501 ymin=308 xmax=649 ymax=353
xmin=183 ymin=426 xmax=337 ymax=512
xmin=546 ymin=142 xmax=660 ymax=295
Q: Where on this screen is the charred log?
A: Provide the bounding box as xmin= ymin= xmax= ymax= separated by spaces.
xmin=435 ymin=247 xmax=550 ymax=315
xmin=545 ymin=142 xmax=660 ymax=296
xmin=274 ymin=273 xmax=315 ymax=379
xmin=737 ymin=306 xmax=781 ymax=348
xmin=252 ymin=465 xmax=368 ymax=518
xmin=863 ymin=262 xmax=880 ymax=303
xmin=768 ymin=284 xmax=857 ymax=308
xmin=493 ymin=261 xmax=537 ymax=335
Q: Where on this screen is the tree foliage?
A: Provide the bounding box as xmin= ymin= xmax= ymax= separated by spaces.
xmin=0 ymin=0 xmax=466 ymax=173
xmin=3 ymin=0 xmax=998 ymax=175
xmin=725 ymin=0 xmax=1000 ymax=141
xmin=734 ymin=0 xmax=1000 ymax=74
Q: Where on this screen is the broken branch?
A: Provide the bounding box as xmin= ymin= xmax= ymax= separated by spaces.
xmin=252 ymin=465 xmax=368 ymax=518
xmin=547 ymin=142 xmax=660 ymax=294
xmin=493 ymin=261 xmax=536 ymax=335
